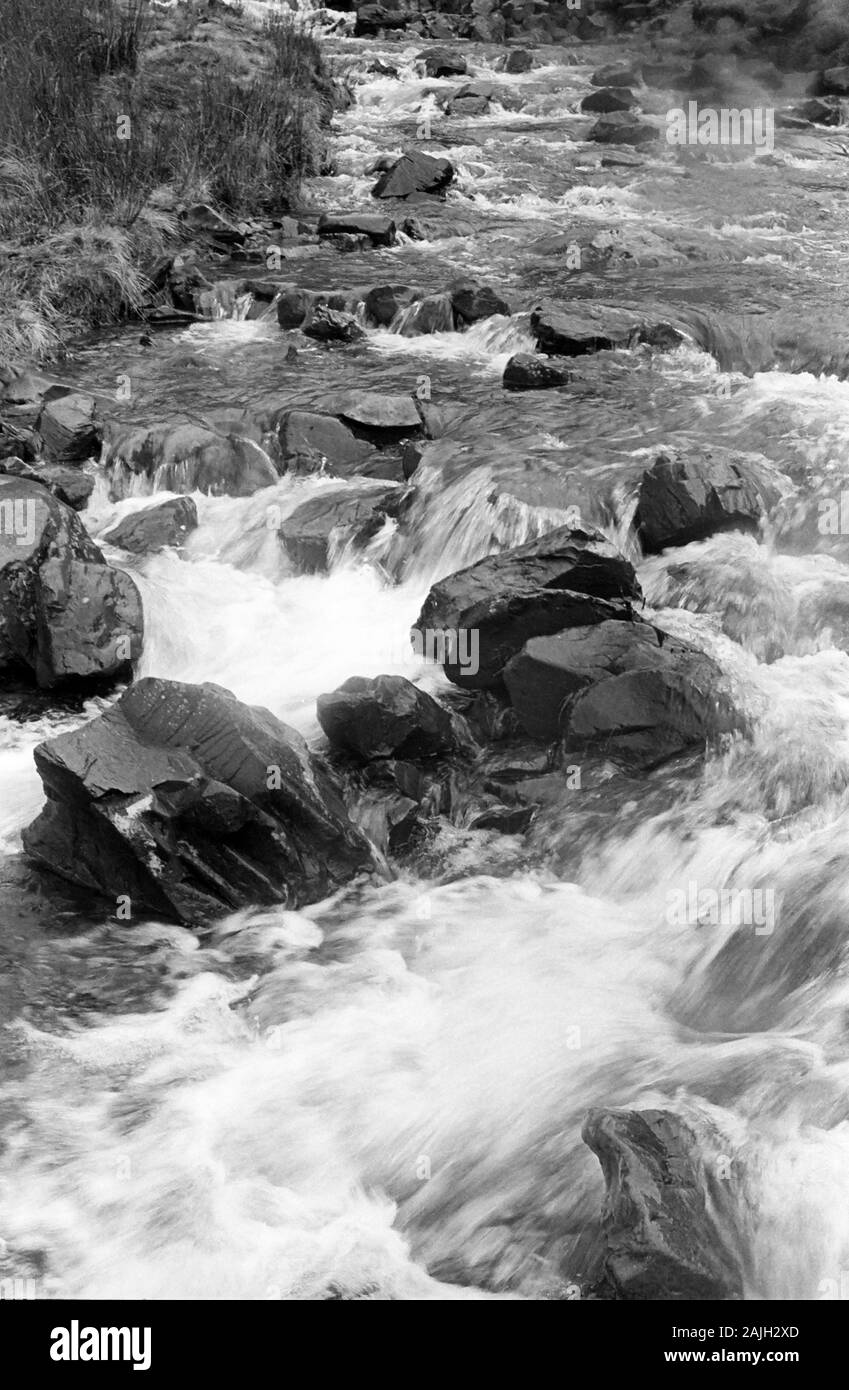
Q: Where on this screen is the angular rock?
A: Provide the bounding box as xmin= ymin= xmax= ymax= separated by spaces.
xmin=396 ymin=292 xmax=455 ymax=335
xmin=416 ymin=46 xmax=467 ymax=77
xmin=317 ymin=674 xmax=455 ymax=759
xmin=415 ymin=527 xmax=640 ymax=689
xmin=279 ymin=483 xmax=403 ymax=573
xmin=587 ymin=112 xmax=658 ymax=145
xmin=372 ymin=150 xmax=454 ymax=200
xmin=37 ymin=392 xmax=100 ymax=463
xmin=583 ymin=1108 xmax=743 ymax=1300
xmin=444 ymin=81 xmax=495 ymax=116
xmin=303 ymin=305 xmax=366 ymax=344
xmin=276 ymin=411 xmax=374 ymax=475
xmin=329 ymin=391 xmax=424 ymax=438
xmin=102 ymin=497 xmax=198 ymax=555
xmin=581 ymin=87 xmax=636 ymax=114
xmin=0 ymin=458 xmax=94 ymax=511
xmin=532 ymin=302 xmax=682 ymax=357
xmin=364 ymin=284 xmax=421 ymax=327
xmin=503 ymin=354 xmax=570 ymax=390
xmin=0 ymin=477 xmax=143 ymax=690
xmin=503 ymin=618 xmax=726 ymax=751
xmin=317 ymin=212 xmax=397 ymax=247
xmin=634 ymin=448 xmax=782 ymax=554
xmin=355 ymin=4 xmax=411 ymax=34
xmin=22 ymin=678 xmax=373 ymax=923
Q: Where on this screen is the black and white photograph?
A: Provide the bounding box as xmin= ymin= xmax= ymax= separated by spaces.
xmin=0 ymin=0 xmax=847 ymax=1349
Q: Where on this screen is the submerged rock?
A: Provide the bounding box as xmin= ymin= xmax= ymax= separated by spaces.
xmin=22 ymin=678 xmax=374 ymax=923
xmin=102 ymin=497 xmax=198 ymax=555
xmin=634 ymin=448 xmax=783 ymax=554
xmin=582 ymin=1108 xmax=743 ymax=1300
xmin=415 ymin=527 xmax=640 ymax=689
xmin=317 ymin=674 xmax=456 ymax=759
xmin=0 ymin=477 xmax=143 ymax=690
xmin=371 ymin=150 xmax=455 ymax=199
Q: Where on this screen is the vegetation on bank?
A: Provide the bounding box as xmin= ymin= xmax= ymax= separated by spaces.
xmin=0 ymin=0 xmax=333 ymax=367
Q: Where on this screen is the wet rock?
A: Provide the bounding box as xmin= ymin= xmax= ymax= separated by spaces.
xmin=504 ymin=48 xmax=533 ymax=74
xmin=303 ymin=305 xmax=366 ymax=344
xmin=789 ymin=97 xmax=844 ymax=126
xmin=371 ymin=150 xmax=455 ymax=200
xmin=574 ymin=13 xmax=606 ymax=40
xmin=581 ymin=87 xmax=637 ymax=115
xmin=532 ymin=302 xmax=682 ymax=357
xmin=22 ymin=677 xmax=373 ymax=923
xmin=0 ymin=458 xmax=94 ymax=512
xmin=104 ymin=421 xmax=277 ymax=498
xmin=0 ymin=477 xmax=143 ymax=690
xmin=503 ymin=617 xmax=725 ymax=749
xmin=591 ymin=62 xmax=642 ymax=88
xmin=545 ymin=623 xmax=739 ymax=768
xmin=582 ymin=1108 xmax=743 ymax=1300
xmin=396 ymin=292 xmax=455 ymax=335
xmin=37 ymin=392 xmax=100 ymax=464
xmin=364 ymin=284 xmax=421 ymax=326
xmin=276 ymin=411 xmax=374 ymax=475
xmin=279 ymin=482 xmax=403 ymax=573
xmin=587 ymin=112 xmax=658 ymax=145
xmin=451 ymin=280 xmax=511 ymax=325
xmin=503 ymin=354 xmax=570 ymax=390
xmin=634 ymin=448 xmax=782 ymax=554
xmin=443 ymin=81 xmax=495 ymax=116
xmin=415 ymin=526 xmax=640 ymax=689
xmin=277 ymin=287 xmax=316 ymax=329
xmin=179 ymin=203 xmax=246 ymax=246
xmin=102 ymin=497 xmax=198 ymax=555
xmin=317 ymin=212 xmax=397 ymax=247
xmin=416 ymin=46 xmax=468 ymax=77
xmin=329 ymin=390 xmax=425 ymax=439
xmin=814 ymin=65 xmax=849 ymax=97
xmin=318 ymin=674 xmax=456 ymax=759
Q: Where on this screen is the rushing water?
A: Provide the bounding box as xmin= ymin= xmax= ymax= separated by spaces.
xmin=5 ymin=26 xmax=849 ymax=1301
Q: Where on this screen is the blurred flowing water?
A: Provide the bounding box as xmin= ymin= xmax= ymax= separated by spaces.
xmin=4 ymin=29 xmax=849 ymax=1300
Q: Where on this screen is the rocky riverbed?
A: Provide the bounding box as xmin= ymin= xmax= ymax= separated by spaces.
xmin=2 ymin=0 xmax=849 ymax=1301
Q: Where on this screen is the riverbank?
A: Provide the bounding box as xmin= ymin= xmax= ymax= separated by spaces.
xmin=0 ymin=0 xmax=340 ymax=369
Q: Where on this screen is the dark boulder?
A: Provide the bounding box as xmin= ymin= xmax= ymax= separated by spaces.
xmin=582 ymin=1108 xmax=743 ymax=1300
xmin=416 ymin=46 xmax=467 ymax=77
xmin=414 ymin=526 xmax=640 ymax=689
xmin=330 ymin=391 xmax=424 ymax=438
xmin=37 ymin=392 xmax=100 ymax=463
xmin=504 ymin=619 xmax=732 ymax=761
xmin=532 ymin=302 xmax=682 ymax=357
xmin=815 ymin=65 xmax=849 ymax=97
xmin=504 ymin=49 xmax=533 ymax=74
xmin=276 ymin=411 xmax=374 ymax=475
xmin=0 ymin=458 xmax=94 ymax=511
xmin=102 ymin=497 xmax=198 ymax=555
xmin=0 ymin=477 xmax=143 ymax=690
xmin=443 ymin=81 xmax=495 ymax=117
xmin=451 ymin=281 xmax=511 ymax=325
xmin=355 ymin=5 xmax=411 ymax=34
xmin=303 ymin=305 xmax=366 ymax=344
xmin=372 ymin=150 xmax=455 ymax=200
xmin=503 ymin=354 xmax=570 ymax=390
xmin=317 ymin=212 xmax=397 ymax=247
xmin=581 ymin=88 xmax=636 ymax=114
xmin=22 ymin=678 xmax=374 ymax=923
xmin=364 ymin=284 xmax=421 ymax=327
xmin=279 ymin=483 xmax=403 ymax=573
xmin=317 ymin=674 xmax=455 ymax=759
xmin=587 ymin=112 xmax=658 ymax=145
xmin=633 ymin=448 xmax=782 ymax=554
